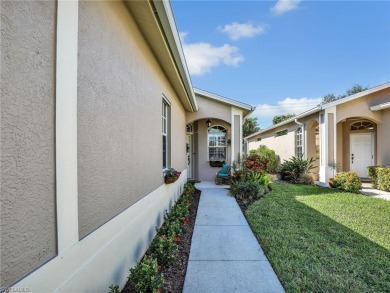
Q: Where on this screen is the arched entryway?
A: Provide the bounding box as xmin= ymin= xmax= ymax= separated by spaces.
xmin=186 ymin=118 xmax=231 ymax=181
xmin=337 ymin=117 xmax=377 ymax=178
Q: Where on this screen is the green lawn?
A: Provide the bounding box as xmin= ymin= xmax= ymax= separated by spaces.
xmin=246 ymin=183 xmax=390 ymax=293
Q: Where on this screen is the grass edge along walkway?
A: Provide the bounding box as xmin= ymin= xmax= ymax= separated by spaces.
xmin=246 ymin=183 xmax=390 ymax=293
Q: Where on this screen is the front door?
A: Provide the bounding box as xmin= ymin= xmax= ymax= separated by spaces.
xmin=186 ymin=135 xmax=192 ymax=179
xmin=350 ymin=133 xmax=374 ymax=177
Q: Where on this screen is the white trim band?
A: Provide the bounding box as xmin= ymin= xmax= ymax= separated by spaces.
xmin=55 ymin=0 xmax=79 ymax=253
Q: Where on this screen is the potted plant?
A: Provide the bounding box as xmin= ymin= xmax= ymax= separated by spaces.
xmin=328 ymin=160 xmax=339 ymax=188
xmin=164 ymin=168 xmax=181 ymax=184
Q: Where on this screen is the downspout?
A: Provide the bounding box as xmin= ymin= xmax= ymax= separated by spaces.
xmin=294 ymin=119 xmax=305 ymax=158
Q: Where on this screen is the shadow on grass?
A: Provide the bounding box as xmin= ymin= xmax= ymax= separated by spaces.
xmin=246 ymin=183 xmax=390 ymax=293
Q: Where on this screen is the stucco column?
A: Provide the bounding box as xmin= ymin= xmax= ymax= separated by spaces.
xmin=56 ymin=0 xmax=79 ymax=253
xmin=319 ymin=107 xmax=337 ymax=186
xmin=231 ymin=107 xmax=243 ymax=164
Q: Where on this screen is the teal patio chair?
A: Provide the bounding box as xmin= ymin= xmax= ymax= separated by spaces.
xmin=215 ymin=164 xmax=231 ymax=185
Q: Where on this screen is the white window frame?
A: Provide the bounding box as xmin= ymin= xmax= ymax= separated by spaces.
xmin=296 ymin=126 xmax=303 ymax=157
xmin=162 ymin=96 xmax=170 ymax=169
xmin=207 ymin=125 xmax=227 ymax=161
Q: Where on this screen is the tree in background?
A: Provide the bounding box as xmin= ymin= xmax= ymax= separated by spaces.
xmin=346 ymin=84 xmax=368 ymax=96
xmin=322 ymin=84 xmax=368 ymax=105
xmin=243 ymin=117 xmax=260 ymax=137
xmin=272 ymin=114 xmax=295 ymax=125
xmin=321 ymin=93 xmax=337 ymax=104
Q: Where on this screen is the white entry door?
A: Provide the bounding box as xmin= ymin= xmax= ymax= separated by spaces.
xmin=350 ymin=133 xmax=374 ymax=177
xmin=186 ymin=135 xmax=192 ymax=178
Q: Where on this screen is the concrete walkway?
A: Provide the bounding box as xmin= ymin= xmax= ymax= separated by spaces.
xmin=361 ymin=182 xmax=390 ymax=201
xmin=183 ymin=181 xmax=284 ymax=293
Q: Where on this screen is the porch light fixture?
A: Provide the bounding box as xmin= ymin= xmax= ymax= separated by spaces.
xmin=206 ymin=119 xmax=211 ymax=128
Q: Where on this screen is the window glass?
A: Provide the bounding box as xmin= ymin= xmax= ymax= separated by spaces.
xmin=208 ymin=126 xmax=227 ymax=161
xmin=296 ymin=127 xmax=303 ymax=157
xmin=350 ymin=121 xmax=374 ymax=131
xmin=162 ymin=99 xmax=169 ymax=168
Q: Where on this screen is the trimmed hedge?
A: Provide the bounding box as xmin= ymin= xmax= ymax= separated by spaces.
xmin=333 ymin=171 xmax=362 ymax=194
xmin=367 ymin=166 xmax=390 ymax=192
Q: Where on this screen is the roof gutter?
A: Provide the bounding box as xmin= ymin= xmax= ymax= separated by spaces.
xmin=370 ymin=101 xmax=390 ymax=111
xmin=151 ymin=0 xmax=198 ymax=112
xmin=245 ymin=105 xmax=321 ymax=139
xmin=194 ymin=88 xmax=253 ymax=112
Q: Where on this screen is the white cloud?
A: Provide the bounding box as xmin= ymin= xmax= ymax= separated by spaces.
xmin=219 ymin=22 xmax=267 ymax=40
xmin=271 ymin=0 xmax=303 ymax=15
xmin=251 ymin=97 xmax=322 ymax=128
xmin=180 ymin=32 xmax=244 ymax=76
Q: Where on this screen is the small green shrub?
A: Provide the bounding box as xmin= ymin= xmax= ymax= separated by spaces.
xmin=251 ymin=145 xmax=279 ymax=173
xmin=184 ymin=182 xmax=195 ymax=194
xmin=333 ymin=171 xmax=362 ymax=194
xmin=279 ymin=155 xmax=316 ymax=183
xmin=298 ymin=174 xmax=314 ymax=185
xmin=157 ymin=214 xmax=183 ymax=238
xmin=108 ymin=284 xmax=120 ymax=293
xmin=368 ymin=166 xmax=390 ymax=191
xmin=165 ymin=200 xmax=190 ymax=224
xmin=245 ymin=154 xmax=267 ymax=173
xmin=367 ymin=166 xmax=378 ymax=188
xmin=377 ymin=167 xmax=390 ymax=191
xmin=149 ymin=235 xmax=178 ymax=266
xmin=243 ymin=170 xmax=270 ymax=186
xmin=128 ymin=256 xmax=163 ymax=293
xmin=230 ymin=181 xmax=266 ymax=201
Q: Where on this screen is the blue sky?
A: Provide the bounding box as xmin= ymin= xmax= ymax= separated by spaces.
xmin=171 ymin=0 xmax=390 ymax=128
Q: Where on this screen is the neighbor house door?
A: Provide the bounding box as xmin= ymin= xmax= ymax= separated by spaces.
xmin=186 ymin=135 xmax=192 ymax=178
xmin=350 ymin=133 xmax=374 ymax=177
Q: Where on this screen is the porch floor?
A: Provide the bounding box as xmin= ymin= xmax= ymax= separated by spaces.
xmin=183 ymin=181 xmax=284 ymax=293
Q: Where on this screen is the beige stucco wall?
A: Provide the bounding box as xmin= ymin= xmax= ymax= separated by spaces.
xmin=196 ymin=119 xmax=231 ymax=181
xmin=335 ymin=88 xmax=390 ymax=171
xmin=186 ymin=95 xmax=232 ymax=124
xmin=249 ymin=127 xmax=295 ymax=163
xmin=0 ymin=1 xmax=57 ymax=287
xmin=336 ymin=88 xmax=390 ymax=124
xmin=248 ymin=112 xmax=319 ymax=164
xmin=77 ymin=1 xmax=186 ymax=238
xmin=377 ymin=108 xmax=390 ymax=166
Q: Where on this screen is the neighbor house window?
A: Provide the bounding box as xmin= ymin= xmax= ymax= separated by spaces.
xmin=208 ymin=126 xmax=226 ymax=161
xmin=276 ymin=129 xmax=288 ymax=137
xmin=162 ymin=98 xmax=170 ymax=169
xmin=296 ymin=127 xmax=303 ymax=157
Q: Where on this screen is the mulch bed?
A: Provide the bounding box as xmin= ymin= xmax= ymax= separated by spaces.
xmin=122 ymin=188 xmax=201 ymax=293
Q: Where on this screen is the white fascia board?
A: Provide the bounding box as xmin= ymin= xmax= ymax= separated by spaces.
xmin=152 ymin=0 xmax=198 ymax=112
xmin=370 ymin=101 xmax=390 ymax=111
xmin=194 ymin=88 xmax=255 ymax=112
xmin=322 ymin=82 xmax=390 ymax=110
xmin=245 ymin=106 xmax=321 ymax=139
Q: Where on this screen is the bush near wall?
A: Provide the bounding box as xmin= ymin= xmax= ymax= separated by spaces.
xmin=367 ymin=166 xmax=390 ymax=192
xmin=230 ymin=154 xmax=271 ymax=208
xmin=249 ymin=145 xmax=279 ymax=173
xmin=278 ymin=155 xmax=316 ymax=184
xmin=333 ymin=171 xmax=362 ymax=194
xmin=111 ymin=183 xmax=195 ymax=293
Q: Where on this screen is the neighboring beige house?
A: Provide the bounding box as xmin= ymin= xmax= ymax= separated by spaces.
xmin=246 ymin=83 xmax=390 ymax=186
xmin=0 ymin=0 xmax=250 ymax=291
